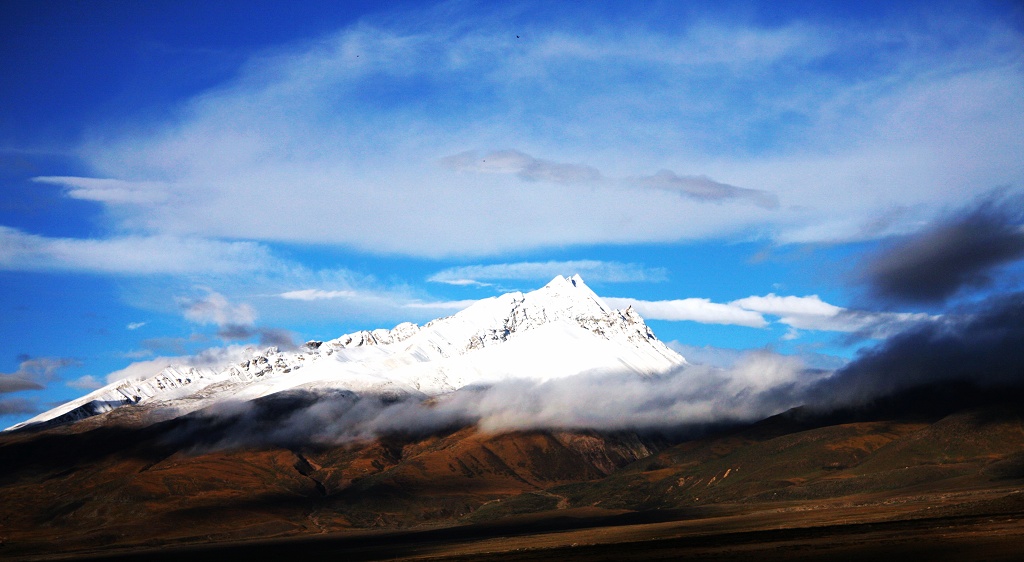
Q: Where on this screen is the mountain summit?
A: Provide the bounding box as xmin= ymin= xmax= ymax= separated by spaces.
xmin=8 ymin=276 xmax=684 ymax=431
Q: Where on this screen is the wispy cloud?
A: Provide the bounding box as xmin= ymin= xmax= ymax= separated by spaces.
xmin=66 ymin=375 xmax=104 ymax=391
xmin=279 ymin=289 xmax=358 ymax=301
xmin=440 ymin=149 xmax=603 ymax=184
xmin=20 ymin=10 xmax=1015 ymax=257
xmin=179 ymin=291 xmax=256 ymax=328
xmin=0 ymin=227 xmax=275 ymax=275
xmin=32 ymin=176 xmax=169 ymax=205
xmin=429 ymin=260 xmax=667 ymax=285
xmin=403 ymin=299 xmax=479 ymax=311
xmin=279 ymin=287 xmax=477 ymax=314
xmin=126 ymin=322 xmax=147 ymax=330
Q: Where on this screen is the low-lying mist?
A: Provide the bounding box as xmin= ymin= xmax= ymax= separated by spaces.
xmin=166 ymin=350 xmax=824 ymax=450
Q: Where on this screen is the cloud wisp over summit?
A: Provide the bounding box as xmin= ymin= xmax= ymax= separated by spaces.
xmin=428 ymin=260 xmax=668 ymax=286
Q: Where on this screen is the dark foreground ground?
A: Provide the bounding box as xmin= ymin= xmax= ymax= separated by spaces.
xmin=4 ymin=387 xmax=1024 ymax=561
xmin=21 ymin=488 xmax=1024 ymax=562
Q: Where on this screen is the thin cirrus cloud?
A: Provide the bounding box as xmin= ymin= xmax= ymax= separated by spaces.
xmin=20 ymin=10 xmax=1018 ymax=257
xmin=428 ymin=260 xmax=668 ymax=286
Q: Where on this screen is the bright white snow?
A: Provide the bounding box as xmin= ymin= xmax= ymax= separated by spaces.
xmin=6 ymin=275 xmax=684 ymax=431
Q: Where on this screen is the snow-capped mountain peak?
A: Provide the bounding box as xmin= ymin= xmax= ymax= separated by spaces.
xmin=7 ymin=275 xmax=684 ymax=431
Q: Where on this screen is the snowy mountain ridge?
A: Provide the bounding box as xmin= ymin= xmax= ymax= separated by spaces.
xmin=7 ymin=275 xmax=684 ymax=431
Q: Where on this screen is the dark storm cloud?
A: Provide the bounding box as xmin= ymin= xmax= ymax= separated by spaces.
xmin=808 ymin=291 xmax=1024 ymax=409
xmin=0 ymin=358 xmax=76 ymax=421
xmin=217 ymin=324 xmax=256 ymax=340
xmin=257 ymin=328 xmax=296 ymax=350
xmin=0 ymin=357 xmax=77 ymax=394
xmin=0 ymin=376 xmax=43 ymax=394
xmin=864 ymin=192 xmax=1024 ymax=304
xmin=216 ymin=325 xmax=295 ymax=350
xmin=0 ymin=397 xmax=35 ymax=416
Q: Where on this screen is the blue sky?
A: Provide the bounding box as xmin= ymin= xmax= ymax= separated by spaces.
xmin=1 ymin=0 xmax=1023 ymax=427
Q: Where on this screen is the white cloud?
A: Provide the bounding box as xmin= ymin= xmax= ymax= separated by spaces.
xmin=196 ymin=352 xmax=830 ymax=447
xmin=731 ymin=294 xmax=842 ymax=317
xmin=127 ymin=322 xmax=147 ymax=330
xmin=278 ymin=286 xmax=477 ymax=314
xmin=730 ymin=293 xmax=932 ymax=336
xmin=0 ymin=227 xmax=275 ymax=275
xmin=32 ymin=176 xmax=168 ymax=205
xmin=279 ymin=289 xmax=358 ymax=301
xmin=179 ymin=291 xmax=256 ymax=328
xmin=608 ymin=292 xmax=930 ymax=337
xmin=429 ymin=260 xmax=667 ymax=285
xmin=33 ymin=12 xmax=1017 ymax=257
xmin=105 ymin=346 xmax=255 ymax=385
xmin=67 ymin=375 xmax=104 ymax=391
xmin=403 ymin=299 xmax=479 ymax=311
xmin=440 ymin=149 xmax=604 ymax=184
xmin=605 ymin=297 xmax=767 ymax=328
